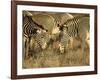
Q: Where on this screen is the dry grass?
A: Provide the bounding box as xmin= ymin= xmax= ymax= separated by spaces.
xmin=23 ymin=39 xmax=89 ymax=69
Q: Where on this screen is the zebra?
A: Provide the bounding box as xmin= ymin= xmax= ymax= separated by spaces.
xmin=46 ymin=13 xmax=74 ymax=52
xmin=58 ymin=15 xmax=90 ymax=63
xmin=23 ymin=12 xmax=49 ymax=59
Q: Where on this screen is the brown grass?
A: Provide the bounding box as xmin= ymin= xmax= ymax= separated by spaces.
xmin=23 ymin=39 xmax=89 ymax=69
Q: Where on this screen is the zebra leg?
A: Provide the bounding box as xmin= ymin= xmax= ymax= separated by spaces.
xmin=70 ymin=38 xmax=74 ymax=50
xmin=59 ymin=43 xmax=65 ymax=54
xmin=25 ymin=38 xmax=30 ymax=59
xmin=85 ymin=40 xmax=89 ymax=50
xmin=85 ymin=31 xmax=90 ymax=49
xmin=59 ymin=40 xmax=69 ymax=54
xmin=41 ymin=42 xmax=47 ymax=50
xmin=81 ymin=38 xmax=86 ymax=65
xmin=23 ymin=36 xmax=26 ymax=59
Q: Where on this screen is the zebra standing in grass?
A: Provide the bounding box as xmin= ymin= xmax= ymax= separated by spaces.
xmin=23 ymin=14 xmax=39 ymax=58
xmin=59 ymin=15 xmax=90 ymax=63
xmin=23 ymin=11 xmax=48 ymax=58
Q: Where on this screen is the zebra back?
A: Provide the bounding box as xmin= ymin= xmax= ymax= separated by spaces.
xmin=59 ymin=15 xmax=90 ymax=49
xmin=61 ymin=15 xmax=90 ymax=38
xmin=23 ymin=15 xmax=46 ymax=38
xmin=49 ymin=13 xmax=74 ymax=27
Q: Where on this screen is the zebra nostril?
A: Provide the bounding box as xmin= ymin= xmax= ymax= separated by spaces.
xmin=46 ymin=30 xmax=48 ymax=32
xmin=41 ymin=36 xmax=44 ymax=38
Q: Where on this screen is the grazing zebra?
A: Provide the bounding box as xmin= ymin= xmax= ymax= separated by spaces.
xmin=59 ymin=15 xmax=90 ymax=63
xmin=23 ymin=12 xmax=48 ymax=58
xmin=44 ymin=13 xmax=75 ymax=53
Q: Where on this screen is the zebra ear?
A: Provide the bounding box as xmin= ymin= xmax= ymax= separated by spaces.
xmin=23 ymin=11 xmax=33 ymax=17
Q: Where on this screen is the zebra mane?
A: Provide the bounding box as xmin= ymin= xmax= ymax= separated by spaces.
xmin=24 ymin=16 xmax=48 ymax=32
xmin=31 ymin=17 xmax=48 ymax=31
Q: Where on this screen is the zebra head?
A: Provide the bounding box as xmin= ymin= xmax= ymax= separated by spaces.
xmin=34 ymin=29 xmax=50 ymax=50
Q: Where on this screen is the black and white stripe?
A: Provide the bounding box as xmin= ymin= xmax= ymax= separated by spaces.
xmin=23 ymin=14 xmax=50 ymax=58
xmin=49 ymin=13 xmax=74 ymax=27
xmin=59 ymin=15 xmax=89 ymax=55
xmin=23 ymin=15 xmax=39 ymax=58
xmin=23 ymin=15 xmax=46 ymax=38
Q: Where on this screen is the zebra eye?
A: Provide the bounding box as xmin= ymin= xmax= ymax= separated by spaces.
xmin=41 ymin=35 xmax=45 ymax=38
xmin=30 ymin=30 xmax=32 ymax=34
xmin=66 ymin=27 xmax=68 ymax=30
